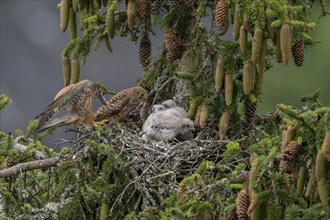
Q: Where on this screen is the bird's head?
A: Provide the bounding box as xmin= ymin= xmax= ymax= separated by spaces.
xmin=137 ymin=87 xmax=148 ymax=101
xmin=151 ymin=104 xmax=165 ymax=113
xmin=87 ymin=81 xmax=108 ymax=105
xmin=162 ymin=99 xmax=177 ymax=109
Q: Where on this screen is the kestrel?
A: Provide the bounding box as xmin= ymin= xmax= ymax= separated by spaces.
xmin=35 ymin=80 xmax=106 ymax=132
xmin=94 ymin=86 xmax=148 ymax=124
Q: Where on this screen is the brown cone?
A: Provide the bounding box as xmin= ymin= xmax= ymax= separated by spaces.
xmin=215 ymin=0 xmax=229 ymax=35
xmin=226 ymin=208 xmax=238 ymax=220
xmin=149 ymin=0 xmax=160 ymax=15
xmin=127 ymin=0 xmax=137 ymax=31
xmin=139 ymin=35 xmax=151 ymax=70
xmin=164 ymin=27 xmax=182 ymax=61
xmin=292 ymin=38 xmax=304 ymax=67
xmin=138 ymin=0 xmax=150 ymax=21
xmin=280 ymin=140 xmax=299 ymax=173
xmin=237 ymin=188 xmax=249 ymax=220
xmin=182 ymin=0 xmax=196 ymax=8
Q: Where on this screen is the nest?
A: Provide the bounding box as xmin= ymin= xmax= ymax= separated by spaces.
xmin=67 ymin=124 xmax=234 ymax=214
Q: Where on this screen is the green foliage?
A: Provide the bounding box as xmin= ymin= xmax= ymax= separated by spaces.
xmin=0 ymin=94 xmax=11 ymax=111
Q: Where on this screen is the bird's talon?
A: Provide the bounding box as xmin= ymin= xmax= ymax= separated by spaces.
xmin=95 ymin=119 xmax=110 ymax=126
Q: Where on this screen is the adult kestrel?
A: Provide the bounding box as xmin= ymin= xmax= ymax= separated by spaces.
xmin=94 ymin=86 xmax=148 ymax=124
xmin=35 ymin=80 xmax=106 ymax=131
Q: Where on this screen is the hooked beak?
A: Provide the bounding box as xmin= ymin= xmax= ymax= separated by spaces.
xmin=98 ymin=92 xmax=107 ymax=105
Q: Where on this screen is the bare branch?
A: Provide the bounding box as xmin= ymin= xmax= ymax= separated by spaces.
xmin=0 ymin=157 xmax=60 ymax=178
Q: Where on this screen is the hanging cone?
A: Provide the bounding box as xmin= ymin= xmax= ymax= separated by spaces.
xmin=127 ymin=0 xmax=137 ymax=30
xmin=233 ymin=4 xmax=240 ymax=41
xmin=244 ymin=99 xmax=257 ymax=133
xmin=139 ymin=35 xmax=151 ymax=70
xmin=194 ymin=104 xmax=202 ymax=127
xmin=138 ymin=0 xmax=150 ymax=21
xmin=62 ymin=54 xmax=71 ymax=86
xmin=224 ymin=74 xmax=233 ymax=106
xmin=70 ymin=56 xmax=80 ymax=84
xmin=199 ymin=103 xmax=208 ymax=128
xmin=106 ymin=8 xmax=116 ymax=39
xmin=219 ymin=111 xmax=231 ymax=139
xmin=164 ymin=27 xmax=182 ymax=61
xmin=279 ymin=140 xmax=299 ymax=173
xmin=291 ymin=38 xmax=304 ymax=67
xmin=149 ymin=0 xmax=160 ymax=15
xmin=215 ymin=0 xmax=229 ymax=35
xmin=236 ymin=188 xmax=249 ymax=220
xmin=182 ymin=0 xmax=197 ymax=8
xmin=240 ymin=25 xmax=247 ymax=54
xmin=243 ymin=59 xmax=255 ymax=96
xmin=60 ymin=0 xmax=70 ymax=32
xmin=69 ymin=7 xmax=77 ymax=39
xmin=280 ymin=23 xmax=291 ymax=65
xmin=251 ymin=27 xmax=263 ymax=64
xmin=215 ymin=57 xmax=225 ymax=92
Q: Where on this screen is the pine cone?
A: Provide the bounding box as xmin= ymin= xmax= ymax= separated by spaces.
xmin=176 ymin=186 xmax=185 ymax=201
xmin=280 ymin=141 xmax=299 ymax=173
xmin=224 ymin=74 xmax=233 ymax=106
xmin=199 ymin=103 xmax=208 ymax=128
xmin=194 ymin=104 xmax=202 ymax=127
xmin=292 ymin=38 xmax=304 ymax=67
xmin=164 ymin=27 xmax=182 ymax=61
xmin=237 ymin=188 xmax=249 ymax=220
xmin=138 ymin=0 xmax=150 ymax=21
xmin=252 ymin=27 xmax=263 ymax=64
xmin=219 ymin=111 xmax=231 ymax=139
xmin=226 ymin=208 xmax=238 ymax=220
xmin=4 ymin=159 xmax=16 ymax=168
xmin=240 ymin=25 xmax=247 ymax=53
xmin=215 ymin=57 xmax=225 ymax=92
xmin=188 ymin=100 xmax=199 ymax=119
xmin=72 ymin=0 xmax=79 ymax=13
xmin=127 ymin=0 xmax=137 ymax=31
xmin=233 ymin=4 xmax=240 ymax=41
xmin=182 ymin=0 xmax=196 ymax=8
xmin=71 ymin=57 xmax=80 ymax=84
xmin=243 ymin=59 xmax=255 ymax=96
xmin=167 ymin=0 xmax=180 ymax=8
xmin=280 ymin=23 xmax=291 ymax=65
xmin=244 ymin=100 xmax=257 ymax=133
xmin=60 ymin=0 xmax=70 ymax=32
xmin=149 ymin=0 xmax=160 ymax=15
xmin=106 ymin=8 xmax=116 ymax=39
xmin=69 ymin=7 xmax=77 ymax=40
xmin=139 ymin=35 xmax=151 ymax=70
xmin=275 ymin=29 xmax=283 ymax=63
xmin=62 ymin=54 xmax=71 ymax=86
xmin=215 ymin=0 xmax=229 ymax=35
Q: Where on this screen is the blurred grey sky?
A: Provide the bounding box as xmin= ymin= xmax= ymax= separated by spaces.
xmin=0 ymin=1 xmax=329 ymax=139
